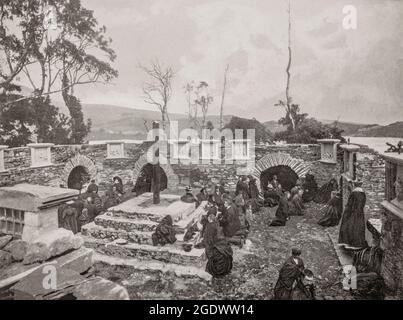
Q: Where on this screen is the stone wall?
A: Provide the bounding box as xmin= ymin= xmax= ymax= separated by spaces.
xmin=380 ymin=208 xmax=403 ymax=296
xmin=1 ymin=141 xmax=385 ymax=205
xmin=0 ymin=142 xmax=345 ymax=196
xmin=340 ymin=145 xmax=385 ymax=219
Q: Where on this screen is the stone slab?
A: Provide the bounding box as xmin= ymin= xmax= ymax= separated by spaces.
xmin=108 ymin=193 xmax=195 ymax=222
xmin=10 ymin=266 xmax=85 ymax=300
xmin=94 ymin=214 xmax=158 ymax=232
xmin=83 ymin=236 xmax=206 ymax=267
xmin=93 ymin=253 xmax=211 ymax=282
xmin=0 ymin=247 xmax=93 ymax=290
xmin=72 ymin=276 xmax=130 ymax=300
xmin=0 ymin=184 xmax=79 ymax=212
xmin=81 ymin=222 xmax=153 ymax=245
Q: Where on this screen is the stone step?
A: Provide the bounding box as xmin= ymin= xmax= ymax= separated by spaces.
xmin=94 ymin=214 xmax=159 ymax=232
xmin=92 ymin=252 xmax=211 ymax=282
xmin=81 ymin=222 xmax=153 ymax=245
xmin=82 ymin=223 xmax=193 ymax=246
xmin=82 ymin=235 xmax=206 ymax=267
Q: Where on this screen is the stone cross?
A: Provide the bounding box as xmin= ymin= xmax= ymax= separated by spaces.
xmin=152 ymin=121 xmax=161 ymax=204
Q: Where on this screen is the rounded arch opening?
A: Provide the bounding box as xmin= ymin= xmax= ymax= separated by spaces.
xmin=260 ymin=165 xmax=298 ymax=192
xmin=132 ymin=163 xmax=168 ymax=196
xmin=67 ymin=166 xmax=91 ymax=191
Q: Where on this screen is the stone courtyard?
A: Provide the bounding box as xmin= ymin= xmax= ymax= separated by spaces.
xmin=91 ymin=201 xmax=352 ymax=300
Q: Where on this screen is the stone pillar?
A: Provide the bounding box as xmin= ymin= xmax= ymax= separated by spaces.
xmin=0 ymin=145 xmax=8 ymax=172
xmin=317 ymin=139 xmax=340 ymax=164
xmin=106 ymin=141 xmax=126 ymax=159
xmin=28 ymin=143 xmax=54 ymax=168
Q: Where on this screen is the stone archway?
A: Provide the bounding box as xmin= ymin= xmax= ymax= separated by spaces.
xmin=61 ymin=154 xmax=97 ymax=188
xmin=132 ymin=154 xmax=179 ymax=191
xmin=250 ymin=152 xmax=311 ymax=192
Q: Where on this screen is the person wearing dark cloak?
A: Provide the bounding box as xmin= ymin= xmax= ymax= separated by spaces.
xmin=234 ymin=195 xmax=250 ymax=239
xmin=236 ymin=176 xmax=250 ymax=201
xmin=196 ymin=187 xmax=209 ymax=203
xmin=273 ymin=248 xmax=305 ymax=300
xmin=113 ymin=176 xmax=124 ymax=196
xmin=152 ymin=215 xmax=177 ymax=246
xmin=289 ymin=187 xmax=304 ymax=216
xmin=219 ymin=196 xmax=241 ymax=238
xmin=292 ymin=269 xmax=316 ymax=300
xmin=58 ymin=202 xmax=80 ymax=234
xmin=271 ymin=175 xmax=279 ymax=189
xmin=302 ymin=174 xmax=318 ymax=203
xmin=314 ymin=177 xmax=338 ymax=204
xmin=204 ymin=214 xmax=233 ymax=278
xmin=338 ymin=181 xmax=368 ymax=249
xmin=103 ymin=185 xmax=121 ymax=210
xmin=270 ymin=191 xmax=291 ymax=227
xmin=264 ymin=183 xmax=279 ymax=207
xmin=317 ymin=191 xmax=343 ymax=227
xmin=248 ymin=175 xmax=261 ymax=213
xmin=180 ymin=186 xmax=199 ymax=206
xmin=275 ymin=183 xmax=284 ymax=198
xmin=86 ymin=179 xmax=98 ymax=194
xmin=209 ymin=186 xmax=224 ymax=210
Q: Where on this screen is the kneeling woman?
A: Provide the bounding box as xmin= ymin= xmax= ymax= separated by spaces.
xmin=317 ymin=191 xmax=342 ymax=227
xmin=204 ymin=214 xmax=233 ymax=277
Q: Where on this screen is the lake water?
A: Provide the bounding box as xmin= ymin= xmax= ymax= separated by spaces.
xmin=345 ymin=137 xmax=403 ymax=154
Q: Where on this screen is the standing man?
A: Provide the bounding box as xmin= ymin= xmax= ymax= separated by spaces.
xmin=273 ymin=248 xmax=305 ymax=300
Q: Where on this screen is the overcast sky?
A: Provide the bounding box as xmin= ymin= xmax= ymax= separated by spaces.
xmin=76 ymin=0 xmax=403 ymax=125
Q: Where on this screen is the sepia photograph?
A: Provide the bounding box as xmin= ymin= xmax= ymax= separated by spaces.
xmin=0 ymin=0 xmax=403 ymax=308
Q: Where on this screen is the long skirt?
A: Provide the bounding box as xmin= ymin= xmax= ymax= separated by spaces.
xmin=206 ymin=243 xmax=233 ymax=277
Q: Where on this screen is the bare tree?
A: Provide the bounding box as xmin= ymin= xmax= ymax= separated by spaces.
xmin=275 ymin=0 xmax=296 ymax=131
xmin=219 ymin=64 xmax=230 ymax=130
xmin=184 ymin=81 xmax=199 ymax=128
xmin=140 ymin=61 xmax=174 ymax=130
xmin=195 ymin=81 xmax=213 ymax=129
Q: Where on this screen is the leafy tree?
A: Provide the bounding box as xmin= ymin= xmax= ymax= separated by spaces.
xmin=0 ymin=0 xmax=117 ymax=143
xmin=0 ymin=87 xmax=71 ymax=147
xmin=274 ymin=117 xmax=345 ymax=144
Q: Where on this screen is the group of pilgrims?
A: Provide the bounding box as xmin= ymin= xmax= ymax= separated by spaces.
xmin=58 ymin=169 xmax=373 ymax=299
xmin=58 ymin=176 xmax=125 ymax=234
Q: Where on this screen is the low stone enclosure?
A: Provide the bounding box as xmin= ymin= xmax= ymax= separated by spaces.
xmin=0 ymin=140 xmax=342 ymax=194
xmin=3 ymin=138 xmax=403 ymax=298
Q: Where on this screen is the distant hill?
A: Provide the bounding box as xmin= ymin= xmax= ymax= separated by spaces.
xmin=80 ymin=103 xmax=234 ymax=140
xmin=352 ymin=121 xmax=403 ymax=138
xmin=56 ymin=102 xmax=403 ymax=140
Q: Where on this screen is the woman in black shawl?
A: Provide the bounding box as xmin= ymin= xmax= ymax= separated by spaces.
xmin=338 ymin=182 xmax=368 ymax=249
xmin=314 ymin=178 xmax=338 ymax=204
xmin=152 ymin=215 xmax=177 ymax=246
xmin=270 ymin=191 xmax=291 ymax=226
xmin=204 ymin=214 xmax=233 ymax=278
xmin=317 ymin=191 xmax=343 ymax=227
xmin=273 ymin=248 xmax=305 ymax=300
xmin=302 ymin=174 xmax=318 ymax=203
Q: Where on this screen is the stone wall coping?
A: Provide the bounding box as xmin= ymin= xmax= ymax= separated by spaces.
xmin=339 ymin=144 xmax=360 ymax=151
xmin=105 ymin=140 xmax=125 ymax=144
xmin=381 ymin=200 xmax=403 ymax=221
xmin=0 ymin=183 xmax=79 ymax=212
xmin=317 ymin=139 xmax=340 ymax=143
xmin=380 ymin=152 xmax=403 ymax=165
xmin=0 ymin=145 xmax=8 ymax=150
xmin=27 ymin=143 xmax=55 ymax=148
